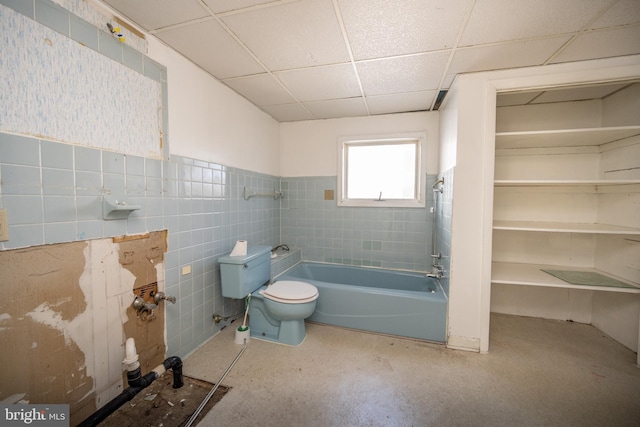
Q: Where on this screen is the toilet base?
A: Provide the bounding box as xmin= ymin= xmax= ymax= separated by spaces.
xmin=251 ymin=329 xmax=307 ymax=346
xmin=248 ymin=291 xmax=310 ymax=346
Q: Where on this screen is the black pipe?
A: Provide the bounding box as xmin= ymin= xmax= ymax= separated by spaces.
xmin=163 ymin=356 xmax=183 ymax=388
xmin=77 ymin=357 xmax=183 ymax=427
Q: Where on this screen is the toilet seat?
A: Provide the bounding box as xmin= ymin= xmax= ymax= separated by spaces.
xmin=260 ymin=280 xmax=319 ymax=304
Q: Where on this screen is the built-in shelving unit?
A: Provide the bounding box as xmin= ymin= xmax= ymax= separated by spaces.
xmin=491 ymin=83 xmax=640 ymax=307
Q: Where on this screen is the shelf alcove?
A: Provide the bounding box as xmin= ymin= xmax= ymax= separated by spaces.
xmin=490 ymin=81 xmax=640 ymax=358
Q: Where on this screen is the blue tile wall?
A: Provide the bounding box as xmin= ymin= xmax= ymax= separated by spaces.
xmin=0 ymin=133 xmax=280 ymax=358
xmin=271 ymin=247 xmax=302 ymax=280
xmin=0 ymin=133 xmax=444 ymax=355
xmin=435 ymin=167 xmax=454 ymax=297
xmin=280 ymin=176 xmax=433 ymax=272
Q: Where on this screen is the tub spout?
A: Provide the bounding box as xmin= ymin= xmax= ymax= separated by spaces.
xmin=426 ymin=265 xmax=444 ymax=279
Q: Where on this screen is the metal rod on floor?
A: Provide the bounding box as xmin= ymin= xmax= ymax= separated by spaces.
xmin=184 ymin=339 xmax=248 ymax=427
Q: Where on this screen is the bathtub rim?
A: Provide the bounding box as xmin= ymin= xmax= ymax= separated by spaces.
xmin=274 ymin=260 xmax=448 ymax=301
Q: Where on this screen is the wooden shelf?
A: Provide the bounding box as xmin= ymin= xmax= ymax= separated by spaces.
xmin=495 ymin=126 xmax=640 ymax=149
xmin=491 ymin=262 xmax=640 ymax=294
xmin=493 ymin=220 xmax=640 ymax=235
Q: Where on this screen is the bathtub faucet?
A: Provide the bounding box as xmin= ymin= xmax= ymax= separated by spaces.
xmin=426 ymin=265 xmax=444 ymax=279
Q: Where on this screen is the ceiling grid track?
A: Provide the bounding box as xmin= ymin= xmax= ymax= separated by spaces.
xmin=431 ymin=0 xmax=478 ymax=111
xmin=195 ymin=0 xmax=316 ymax=119
xmin=544 ymin=0 xmax=621 ymax=65
xmin=331 ymin=0 xmax=370 ymax=116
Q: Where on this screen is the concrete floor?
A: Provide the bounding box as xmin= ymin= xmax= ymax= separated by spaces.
xmin=183 ymin=314 xmax=640 ymax=427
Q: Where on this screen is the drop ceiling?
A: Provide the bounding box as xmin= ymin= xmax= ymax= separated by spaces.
xmin=101 ymin=0 xmax=640 ymax=122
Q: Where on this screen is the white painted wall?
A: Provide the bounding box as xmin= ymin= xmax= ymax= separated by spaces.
xmin=279 ymin=112 xmax=439 ymax=177
xmin=438 ymin=83 xmax=459 ymax=173
xmin=602 ymin=80 xmax=640 ymax=127
xmin=146 ymin=38 xmax=280 ymax=176
xmin=438 ymin=75 xmax=496 ymax=352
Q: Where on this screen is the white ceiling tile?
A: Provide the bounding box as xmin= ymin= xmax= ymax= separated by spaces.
xmin=157 ymin=20 xmax=265 ymax=79
xmin=338 ymin=0 xmax=473 ymax=60
xmin=357 ymin=51 xmax=451 ymax=96
xmin=448 ymin=36 xmax=570 ymax=75
xmin=551 ymin=25 xmax=640 ymax=63
xmin=367 ymin=91 xmax=438 ymax=115
xmin=275 ymin=64 xmax=361 ymax=102
xmin=103 ymin=0 xmax=209 ymax=31
xmin=303 ymin=98 xmax=368 ymax=119
xmin=104 ymin=0 xmax=639 ymax=122
xmin=223 ymin=74 xmax=298 ymax=106
xmin=459 ymin=0 xmax=611 ymax=46
xmin=260 ymin=103 xmax=315 ymax=122
xmin=590 ymin=0 xmax=640 ymax=29
xmin=221 ymin=0 xmax=350 ymax=70
xmin=203 ymin=0 xmax=278 ymax=14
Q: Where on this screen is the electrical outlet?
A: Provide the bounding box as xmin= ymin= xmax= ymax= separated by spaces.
xmin=0 ymin=209 xmax=9 ymax=241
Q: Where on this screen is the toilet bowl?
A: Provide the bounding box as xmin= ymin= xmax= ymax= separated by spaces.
xmin=249 ymin=281 xmax=318 ymax=346
xmin=218 ymin=246 xmax=319 ymax=346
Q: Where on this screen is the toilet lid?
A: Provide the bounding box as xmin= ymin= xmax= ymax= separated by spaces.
xmin=262 ymin=281 xmax=318 ymax=303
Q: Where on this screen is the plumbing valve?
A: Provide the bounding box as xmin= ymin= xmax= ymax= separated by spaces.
xmin=152 ymin=291 xmax=176 ymax=304
xmin=132 ymin=296 xmax=157 ymax=312
xmin=132 ymin=291 xmax=176 ymax=321
xmin=132 ymin=296 xmax=157 ymax=320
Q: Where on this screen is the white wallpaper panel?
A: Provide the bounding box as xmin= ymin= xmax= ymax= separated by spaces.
xmin=0 ymin=6 xmax=162 ymax=158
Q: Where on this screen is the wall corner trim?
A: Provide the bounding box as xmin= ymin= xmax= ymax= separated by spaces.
xmin=446 ymin=335 xmax=481 ymax=353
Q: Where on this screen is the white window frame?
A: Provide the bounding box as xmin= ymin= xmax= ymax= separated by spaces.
xmin=337 ymin=132 xmax=426 ymax=208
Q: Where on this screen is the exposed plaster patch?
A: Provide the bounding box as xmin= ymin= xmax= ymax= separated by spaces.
xmin=27 ymin=302 xmax=73 ymax=345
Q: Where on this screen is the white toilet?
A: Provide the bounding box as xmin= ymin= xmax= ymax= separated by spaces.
xmin=218 ymin=246 xmax=318 ymax=346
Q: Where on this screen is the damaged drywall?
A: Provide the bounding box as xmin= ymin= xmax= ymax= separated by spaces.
xmin=0 ymin=230 xmax=167 ymax=425
xmin=0 ymin=241 xmax=93 ymax=417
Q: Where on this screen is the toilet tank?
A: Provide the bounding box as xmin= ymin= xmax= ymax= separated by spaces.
xmin=218 ymin=245 xmax=271 ymax=299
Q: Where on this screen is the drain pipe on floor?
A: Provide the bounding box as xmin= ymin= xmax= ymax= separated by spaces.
xmin=184 ymin=338 xmax=248 ymax=427
xmin=77 ymin=338 xmax=184 ymax=427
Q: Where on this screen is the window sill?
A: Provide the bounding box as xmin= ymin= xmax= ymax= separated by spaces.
xmin=338 ymin=199 xmax=425 ymax=208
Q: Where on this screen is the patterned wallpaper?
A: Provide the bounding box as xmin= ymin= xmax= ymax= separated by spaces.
xmin=0 ymin=4 xmax=162 ymax=158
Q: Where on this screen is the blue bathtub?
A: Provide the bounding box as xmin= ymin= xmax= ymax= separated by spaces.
xmin=276 ymin=262 xmax=447 ymax=342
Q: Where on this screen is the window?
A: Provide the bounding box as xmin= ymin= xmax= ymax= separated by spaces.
xmin=338 ymin=133 xmax=425 ymax=208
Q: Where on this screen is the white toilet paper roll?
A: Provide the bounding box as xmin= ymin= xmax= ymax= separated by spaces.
xmin=230 ymin=240 xmax=247 ymax=256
